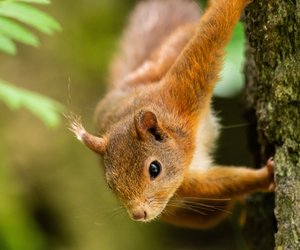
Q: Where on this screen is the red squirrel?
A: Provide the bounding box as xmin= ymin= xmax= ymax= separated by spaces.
xmin=70 ymin=0 xmax=275 ymax=229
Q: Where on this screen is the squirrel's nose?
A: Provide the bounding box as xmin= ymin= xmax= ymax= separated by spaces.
xmin=132 ymin=210 xmax=147 ymax=221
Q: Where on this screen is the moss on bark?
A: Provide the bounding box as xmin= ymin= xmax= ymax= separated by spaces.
xmin=244 ymin=0 xmax=300 ymax=249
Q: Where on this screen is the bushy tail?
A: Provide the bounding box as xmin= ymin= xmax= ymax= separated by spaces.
xmin=110 ymin=0 xmax=201 ymax=86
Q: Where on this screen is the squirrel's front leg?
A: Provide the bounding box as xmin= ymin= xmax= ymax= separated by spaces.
xmin=178 ymin=158 xmax=275 ymax=199
xmin=161 ymin=159 xmax=275 ymax=229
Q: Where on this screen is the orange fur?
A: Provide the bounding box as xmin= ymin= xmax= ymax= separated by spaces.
xmin=70 ymin=0 xmax=274 ymax=229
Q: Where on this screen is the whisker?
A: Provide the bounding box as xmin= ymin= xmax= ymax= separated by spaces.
xmin=182 ymin=201 xmax=231 ymax=214
xmin=147 ymin=197 xmax=231 ymax=217
xmin=222 ymin=122 xmax=250 ymax=129
xmin=182 ymin=203 xmax=217 ymax=212
xmin=110 ymin=206 xmax=125 ymax=215
xmin=168 ymin=197 xmax=232 ymax=214
xmin=168 ymin=200 xmax=207 ymax=212
xmin=167 ymin=203 xmax=208 ymax=216
xmin=151 ymin=198 xmax=227 ymax=209
xmin=174 ymin=196 xmax=231 ymax=202
xmin=179 ymin=199 xmax=228 ymax=208
xmin=101 ymin=206 xmax=126 ymax=221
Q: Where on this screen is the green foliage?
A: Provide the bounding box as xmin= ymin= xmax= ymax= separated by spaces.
xmin=0 ymin=0 xmax=61 ymax=54
xmin=0 ymin=16 xmax=39 ymax=48
xmin=0 ymin=142 xmax=46 ymax=250
xmin=214 ymin=22 xmax=246 ymax=98
xmin=0 ymin=1 xmax=62 ymax=249
xmin=0 ymin=79 xmax=65 ymax=128
xmin=0 ymin=0 xmax=64 ymax=128
xmin=0 ymin=31 xmax=16 ymax=54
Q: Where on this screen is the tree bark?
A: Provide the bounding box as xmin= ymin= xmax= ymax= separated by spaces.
xmin=244 ymin=1 xmax=300 ymax=249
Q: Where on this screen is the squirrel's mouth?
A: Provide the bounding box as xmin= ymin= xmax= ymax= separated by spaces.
xmin=130 ymin=209 xmax=148 ymax=221
xmin=125 ymin=196 xmax=168 ymax=222
xmin=130 ymin=210 xmax=160 ymax=222
xmin=127 ymin=202 xmax=167 ymax=222
xmin=127 ymin=203 xmax=169 ymax=222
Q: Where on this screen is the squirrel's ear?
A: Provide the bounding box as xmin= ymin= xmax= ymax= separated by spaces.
xmin=134 ymin=110 xmax=167 ymax=141
xmin=69 ymin=117 xmax=106 ymax=154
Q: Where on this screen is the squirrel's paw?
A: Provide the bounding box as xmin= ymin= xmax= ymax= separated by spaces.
xmin=264 ymin=157 xmax=275 ymax=192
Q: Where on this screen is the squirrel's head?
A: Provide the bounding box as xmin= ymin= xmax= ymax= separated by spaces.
xmin=69 ymin=110 xmax=188 ymax=222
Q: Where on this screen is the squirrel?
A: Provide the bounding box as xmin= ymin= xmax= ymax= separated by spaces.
xmin=69 ymin=0 xmax=275 ymax=229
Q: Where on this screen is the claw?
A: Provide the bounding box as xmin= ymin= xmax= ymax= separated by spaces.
xmin=265 ymin=157 xmax=275 ymax=192
xmin=266 ymin=157 xmax=275 ymax=176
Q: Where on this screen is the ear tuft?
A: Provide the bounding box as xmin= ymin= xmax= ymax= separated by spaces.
xmin=66 ymin=113 xmax=106 ymax=154
xmin=134 ymin=110 xmax=166 ymax=141
xmin=68 ymin=114 xmax=86 ymax=141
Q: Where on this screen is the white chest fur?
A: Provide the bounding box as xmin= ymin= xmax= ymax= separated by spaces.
xmin=189 ymin=112 xmax=220 ymax=170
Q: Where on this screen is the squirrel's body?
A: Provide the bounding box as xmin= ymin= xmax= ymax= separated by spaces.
xmin=96 ymin=0 xmax=217 ymax=172
xmin=96 ymin=0 xmax=201 ymax=131
xmin=71 ymin=0 xmax=275 ymax=229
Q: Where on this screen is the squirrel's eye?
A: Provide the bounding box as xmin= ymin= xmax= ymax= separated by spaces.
xmin=149 ymin=161 xmax=161 ymax=179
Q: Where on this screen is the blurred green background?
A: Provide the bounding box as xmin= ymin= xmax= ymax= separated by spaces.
xmin=0 ymin=0 xmax=253 ymax=249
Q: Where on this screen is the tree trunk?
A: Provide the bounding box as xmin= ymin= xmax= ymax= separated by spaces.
xmin=244 ymin=1 xmax=300 ymax=249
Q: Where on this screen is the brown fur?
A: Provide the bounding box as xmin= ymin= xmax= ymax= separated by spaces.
xmin=70 ymin=0 xmax=274 ymax=228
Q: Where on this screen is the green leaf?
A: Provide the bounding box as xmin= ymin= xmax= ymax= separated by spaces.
xmin=0 ymin=32 xmax=16 ymax=54
xmin=0 ymin=16 xmax=39 ymax=47
xmin=0 ymin=2 xmax=61 ymax=34
xmin=6 ymin=0 xmax=51 ymax=4
xmin=0 ymin=79 xmax=65 ymax=128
